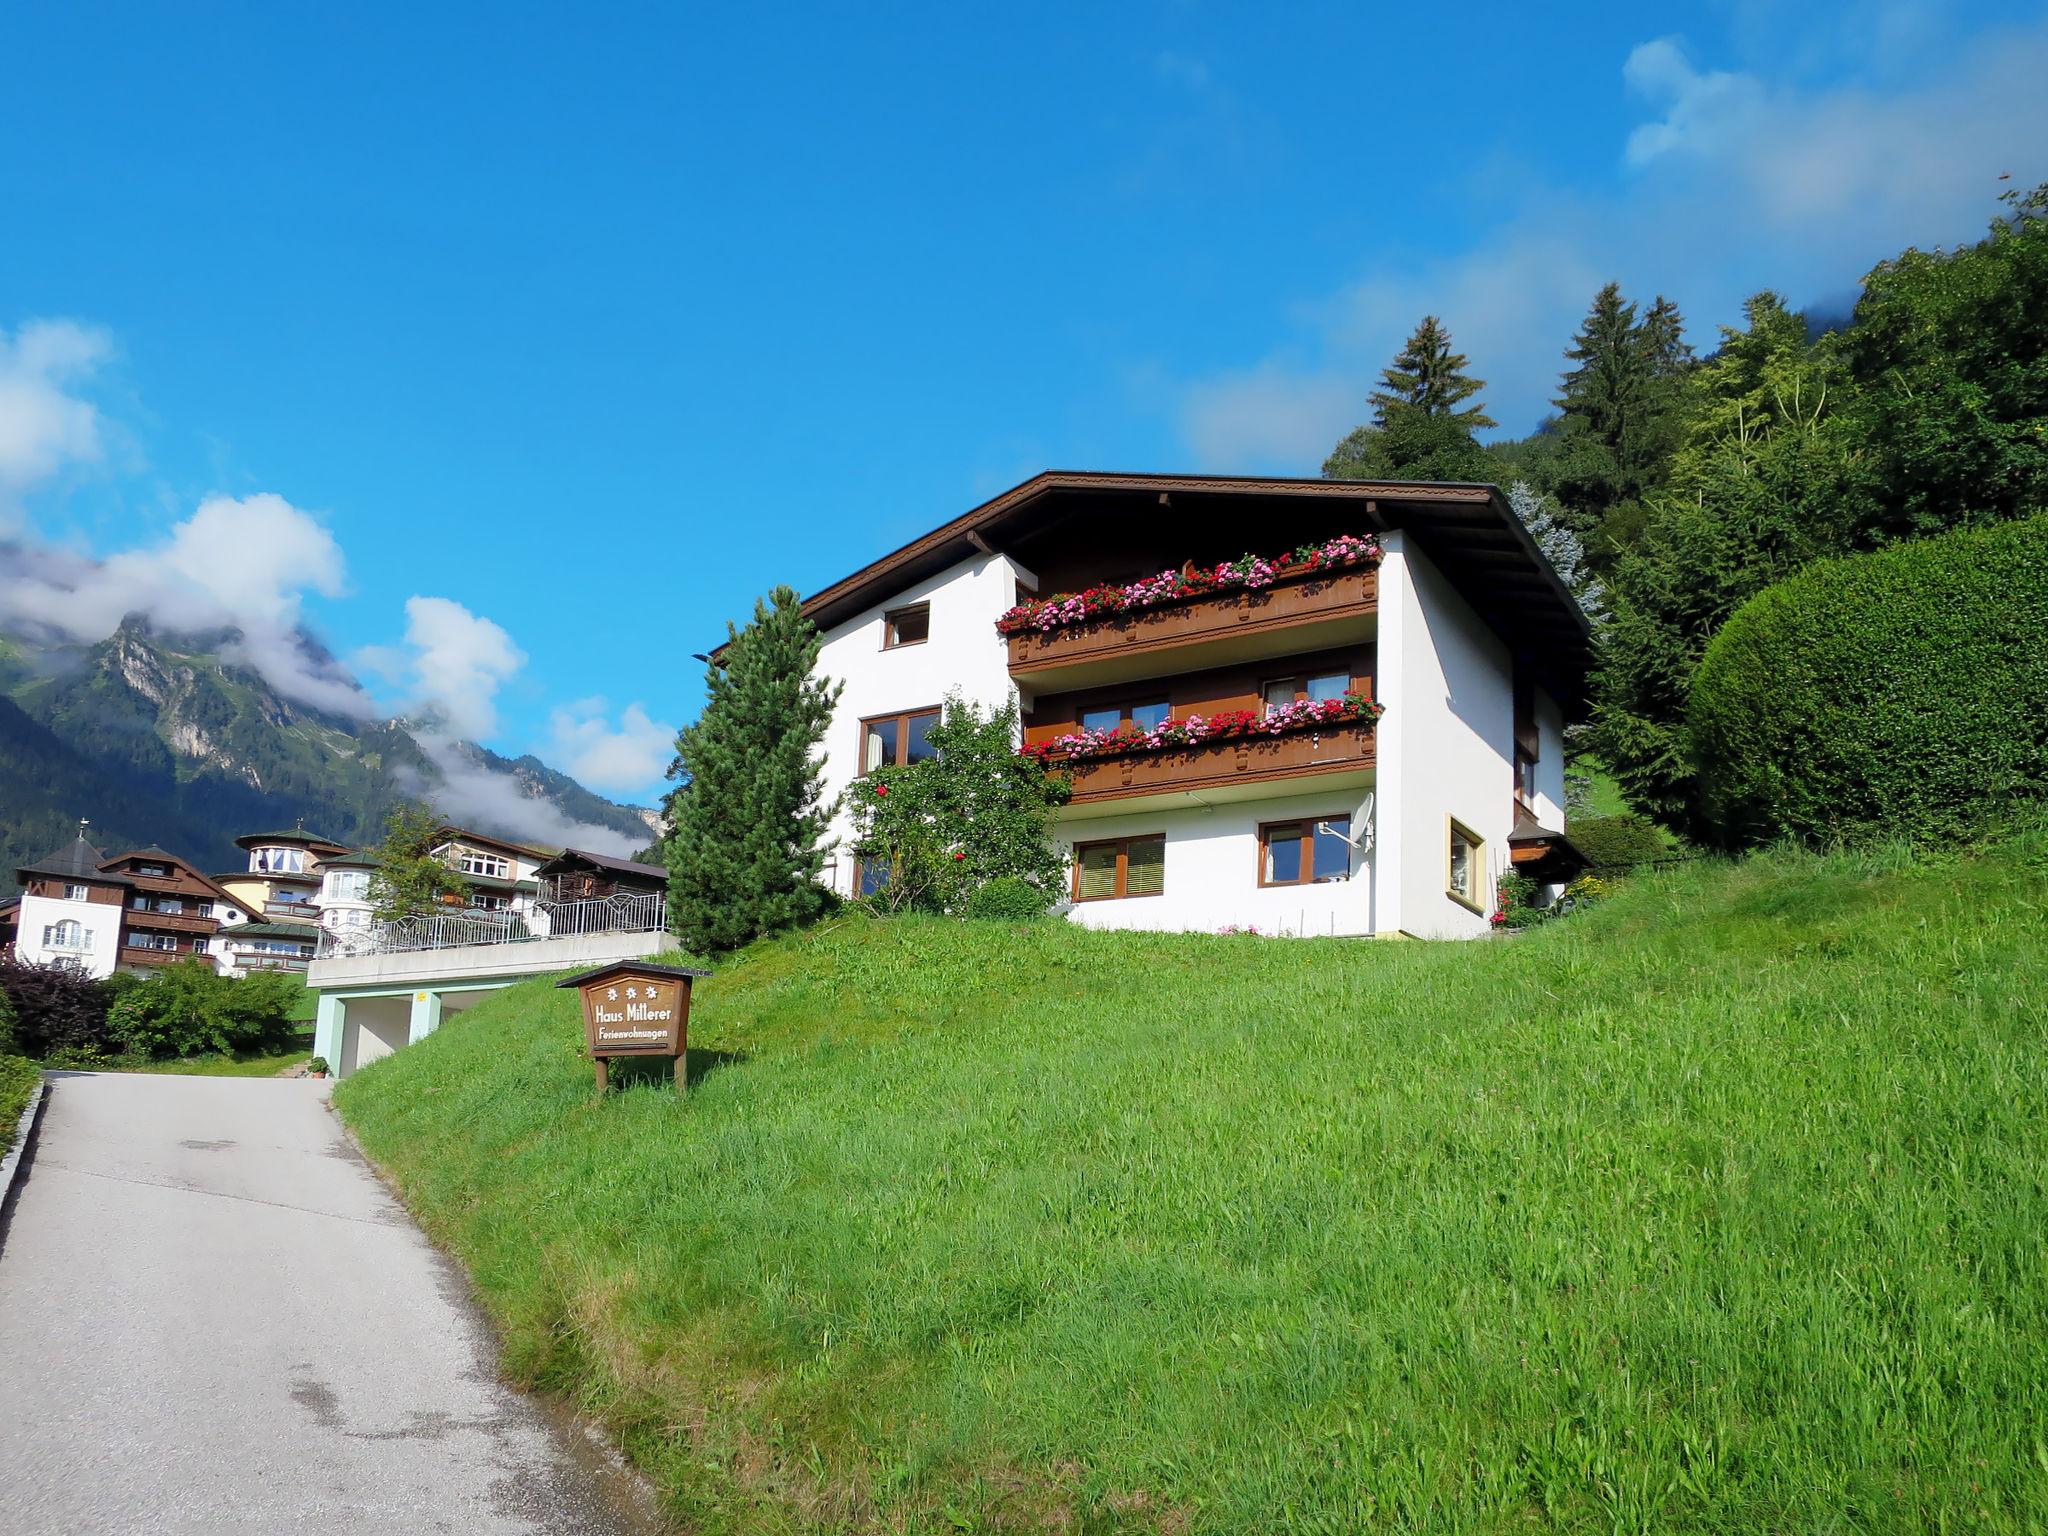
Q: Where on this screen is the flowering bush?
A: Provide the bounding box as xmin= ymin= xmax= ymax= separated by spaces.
xmin=995 ymin=534 xmax=1381 ymax=638
xmin=1020 ymin=692 xmax=1384 ymax=765
xmin=1491 ymin=869 xmax=1612 ymax=929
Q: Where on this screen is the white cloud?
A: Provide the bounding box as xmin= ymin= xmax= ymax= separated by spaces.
xmin=548 ymin=697 xmax=677 ymax=794
xmin=374 ymin=595 xmax=527 ymax=739
xmin=1174 ymin=20 xmax=2048 ymax=465
xmin=406 ymin=729 xmax=643 ymax=856
xmin=0 ymin=491 xmax=372 ymax=716
xmin=0 ymin=319 xmax=112 ymax=525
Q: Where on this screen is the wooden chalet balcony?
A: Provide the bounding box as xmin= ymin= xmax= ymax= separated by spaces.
xmin=1006 ymin=565 xmax=1376 ymax=691
xmin=1047 ymin=719 xmax=1377 ymax=816
xmin=124 ymin=909 xmax=220 ymax=936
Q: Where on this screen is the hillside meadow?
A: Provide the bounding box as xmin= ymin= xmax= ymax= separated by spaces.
xmin=338 ymin=826 xmax=2048 ymax=1533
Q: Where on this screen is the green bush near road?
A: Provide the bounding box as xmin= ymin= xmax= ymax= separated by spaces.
xmin=341 ymin=822 xmax=2048 ymax=1534
xmin=1689 ymin=514 xmax=2048 ymax=849
xmin=107 ymin=959 xmax=301 ymax=1058
xmin=0 ymin=1054 xmax=39 ymax=1153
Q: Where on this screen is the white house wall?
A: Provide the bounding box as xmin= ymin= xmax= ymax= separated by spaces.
xmin=1533 ymin=685 xmax=1567 ymax=829
xmin=15 ymin=891 xmax=121 ymax=977
xmin=814 ymin=551 xmax=1026 ymax=896
xmin=1055 ymin=784 xmax=1377 ymax=938
xmin=1377 ymin=532 xmax=1515 ymax=939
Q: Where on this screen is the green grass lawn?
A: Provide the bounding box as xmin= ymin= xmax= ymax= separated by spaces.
xmin=0 ymin=1054 xmax=39 ymax=1152
xmin=61 ymin=1028 xmax=315 ymax=1078
xmin=337 ymin=827 xmax=2048 ymax=1534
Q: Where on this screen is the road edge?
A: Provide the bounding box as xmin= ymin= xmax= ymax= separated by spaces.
xmin=324 ymin=1096 xmax=672 ymax=1535
xmin=0 ymin=1074 xmax=49 ymax=1244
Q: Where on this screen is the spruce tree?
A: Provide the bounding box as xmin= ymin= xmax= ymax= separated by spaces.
xmin=1328 ymin=316 xmax=1496 ymax=480
xmin=664 ymin=585 xmax=842 ymax=953
xmin=1369 ymin=316 xmax=1497 ymax=428
xmin=1550 ymin=285 xmax=1695 ymax=548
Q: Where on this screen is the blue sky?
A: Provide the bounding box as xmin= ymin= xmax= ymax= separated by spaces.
xmin=2 ymin=1 xmax=2043 ymax=810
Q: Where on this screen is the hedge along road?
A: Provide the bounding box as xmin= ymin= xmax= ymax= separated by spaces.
xmin=0 ymin=1072 xmax=654 ymax=1536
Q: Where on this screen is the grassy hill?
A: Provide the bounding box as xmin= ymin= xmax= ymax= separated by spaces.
xmin=337 ymin=827 xmax=2048 ymax=1534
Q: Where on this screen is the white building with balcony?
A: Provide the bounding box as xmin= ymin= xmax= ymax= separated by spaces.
xmin=790 ymin=472 xmax=1590 ymax=939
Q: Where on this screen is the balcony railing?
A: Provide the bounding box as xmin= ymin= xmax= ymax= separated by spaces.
xmin=314 ymin=891 xmax=667 ymax=960
xmin=1048 ymin=719 xmax=1377 ymax=805
xmin=1006 ymin=564 xmax=1376 ymax=681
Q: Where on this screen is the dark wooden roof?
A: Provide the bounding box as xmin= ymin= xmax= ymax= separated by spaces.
xmin=770 ymin=471 xmax=1595 ymax=715
xmin=18 ymin=835 xmax=110 ymax=882
xmin=531 ymin=848 xmax=668 ymax=883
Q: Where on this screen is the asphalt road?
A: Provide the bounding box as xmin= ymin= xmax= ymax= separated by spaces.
xmin=0 ymin=1072 xmax=650 ymax=1536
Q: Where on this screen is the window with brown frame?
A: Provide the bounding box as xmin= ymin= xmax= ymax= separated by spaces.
xmin=1447 ymin=819 xmax=1484 ymax=912
xmin=853 ymin=854 xmax=894 ymax=898
xmin=1078 ymin=697 xmax=1171 ymax=735
xmin=1261 ymin=669 xmax=1354 ymax=715
xmin=1259 ymin=816 xmax=1353 ymax=886
xmin=1513 ymin=673 xmax=1538 ymax=812
xmin=860 ymin=707 xmax=942 ymax=772
xmin=883 ymin=604 xmax=930 ymax=648
xmin=1072 ymin=834 xmax=1166 ymax=901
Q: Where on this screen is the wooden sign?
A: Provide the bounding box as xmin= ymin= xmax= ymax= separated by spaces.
xmin=556 ymin=961 xmax=710 ymax=1094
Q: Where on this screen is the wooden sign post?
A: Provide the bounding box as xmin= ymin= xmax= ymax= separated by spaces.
xmin=557 ymin=961 xmax=711 ymax=1094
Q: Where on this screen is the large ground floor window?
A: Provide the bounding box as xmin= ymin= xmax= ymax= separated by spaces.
xmin=1259 ymin=816 xmax=1353 ymax=886
xmin=1073 ymin=834 xmax=1166 ymax=901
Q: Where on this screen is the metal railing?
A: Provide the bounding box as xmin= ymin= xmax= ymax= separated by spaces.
xmin=313 ymin=891 xmax=667 ymax=960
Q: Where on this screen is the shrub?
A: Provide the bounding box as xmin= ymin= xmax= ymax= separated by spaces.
xmin=1568 ymin=813 xmax=1681 ymax=870
xmin=1688 ymin=514 xmax=2048 ymax=848
xmin=0 ymin=958 xmax=115 ymax=1057
xmin=108 ymin=961 xmax=301 ymax=1058
xmin=961 ymin=876 xmax=1055 ymax=921
xmin=848 ymin=694 xmax=1070 ymax=915
xmin=0 ymin=987 xmax=14 ymax=1057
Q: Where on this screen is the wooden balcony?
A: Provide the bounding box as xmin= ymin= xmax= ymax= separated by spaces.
xmin=1048 ymin=719 xmax=1377 ymax=816
xmin=124 ymin=909 xmax=221 ymax=936
xmin=1006 ymin=565 xmax=1377 ymax=691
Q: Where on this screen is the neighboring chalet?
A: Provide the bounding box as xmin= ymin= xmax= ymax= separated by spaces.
xmin=530 ymin=848 xmax=668 ymax=903
xmin=798 ymin=472 xmax=1591 ymax=939
xmin=10 ymin=832 xmax=243 ymax=978
xmin=213 ymin=828 xmax=349 ymax=976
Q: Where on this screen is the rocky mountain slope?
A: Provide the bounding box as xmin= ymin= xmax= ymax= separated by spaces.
xmin=0 ymin=621 xmax=658 ymax=871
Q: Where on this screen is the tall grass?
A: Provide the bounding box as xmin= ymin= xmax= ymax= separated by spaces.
xmin=338 ymin=827 xmax=2048 ymax=1533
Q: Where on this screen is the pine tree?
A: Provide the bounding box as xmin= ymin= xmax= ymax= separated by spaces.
xmin=1549 ymin=285 xmax=1695 ymax=548
xmin=664 ymin=585 xmax=842 ymax=953
xmin=1369 ymin=316 xmax=1497 ymax=428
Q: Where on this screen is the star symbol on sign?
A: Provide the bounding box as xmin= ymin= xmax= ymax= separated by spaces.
xmin=606 ymin=987 xmax=618 ymax=1000
xmin=626 ymin=986 xmax=639 ymax=999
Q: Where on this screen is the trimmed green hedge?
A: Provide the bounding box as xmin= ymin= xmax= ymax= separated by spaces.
xmin=1688 ymin=514 xmax=2048 ymax=848
xmin=1568 ymin=813 xmax=1683 ymax=870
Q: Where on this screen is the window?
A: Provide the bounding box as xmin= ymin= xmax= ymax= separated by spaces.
xmin=1447 ymin=820 xmax=1484 ymax=912
xmin=471 ymin=893 xmax=511 ymax=912
xmin=882 ymin=604 xmax=930 ymax=648
xmin=251 ymin=847 xmax=304 ymax=875
xmin=1079 ymin=699 xmax=1170 ymax=735
xmin=1072 ymin=835 xmax=1166 ymax=901
xmin=44 ymin=920 xmax=91 ymax=951
xmin=1264 ymin=671 xmax=1353 ymax=715
xmin=853 ymin=855 xmax=893 ymax=897
xmin=138 ymin=863 xmax=168 ymax=877
xmin=65 ymin=883 xmax=90 ymax=901
xmin=1515 ymin=747 xmax=1539 ymax=811
xmin=133 ymin=933 xmax=178 ymax=952
xmin=455 ymin=851 xmax=510 ymax=878
xmin=1260 ymin=817 xmax=1353 ymax=886
xmin=860 ymin=707 xmax=942 ymax=772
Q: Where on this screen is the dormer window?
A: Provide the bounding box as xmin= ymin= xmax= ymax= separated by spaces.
xmin=454 ymin=851 xmax=510 ymax=879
